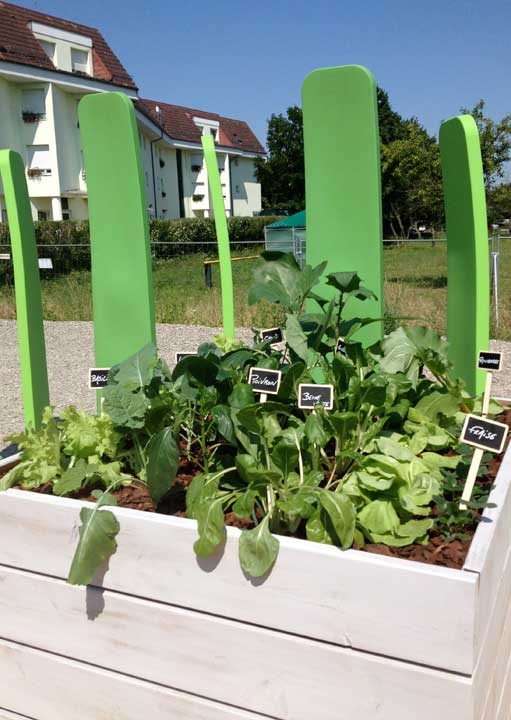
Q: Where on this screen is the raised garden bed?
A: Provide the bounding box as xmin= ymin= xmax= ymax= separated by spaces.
xmin=1 ymin=254 xmax=510 ymax=719
xmin=0 ymin=442 xmax=509 ymax=720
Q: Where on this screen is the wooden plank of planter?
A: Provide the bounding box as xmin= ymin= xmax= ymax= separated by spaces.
xmin=0 ymin=638 xmax=262 ymax=720
xmin=480 ymin=578 xmax=511 ymax=720
xmin=0 ymin=566 xmax=472 ymax=720
xmin=473 ymin=541 xmax=511 ymax=720
xmin=0 ymin=488 xmax=478 ymax=674
xmin=464 ymin=445 xmax=511 ymax=666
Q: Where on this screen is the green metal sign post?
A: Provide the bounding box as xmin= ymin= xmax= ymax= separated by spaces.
xmin=440 ymin=115 xmax=489 ymax=396
xmin=202 ymin=133 xmax=235 ymax=339
xmin=78 ymin=93 xmax=156 ymax=391
xmin=302 ymin=65 xmax=383 ymax=346
xmin=0 ymin=149 xmax=49 ymax=430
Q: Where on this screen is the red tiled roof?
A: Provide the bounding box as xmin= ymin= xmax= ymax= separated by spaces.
xmin=0 ymin=0 xmax=136 ymax=89
xmin=138 ymin=98 xmax=265 ymax=155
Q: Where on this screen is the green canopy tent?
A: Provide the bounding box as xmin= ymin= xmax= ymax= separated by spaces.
xmin=264 ymin=210 xmax=306 ymax=266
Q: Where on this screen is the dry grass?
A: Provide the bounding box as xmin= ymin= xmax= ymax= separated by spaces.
xmin=0 ymin=242 xmax=510 ymax=339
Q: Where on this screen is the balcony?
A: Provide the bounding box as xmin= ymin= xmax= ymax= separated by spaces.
xmin=22 ymin=111 xmax=46 ymax=123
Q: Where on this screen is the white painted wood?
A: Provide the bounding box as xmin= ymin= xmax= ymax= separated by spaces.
xmin=0 ymin=565 xmax=473 ymax=720
xmin=0 ymin=710 xmax=35 ymax=720
xmin=0 ymin=487 xmax=478 ymax=673
xmin=474 ymin=542 xmax=511 ymax=720
xmin=465 ymin=443 xmax=511 ymax=666
xmin=0 ymin=639 xmax=264 ymax=720
xmin=496 ymin=652 xmax=511 ymax=720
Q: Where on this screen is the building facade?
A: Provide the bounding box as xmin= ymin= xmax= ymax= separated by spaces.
xmin=0 ymin=2 xmax=265 ymax=223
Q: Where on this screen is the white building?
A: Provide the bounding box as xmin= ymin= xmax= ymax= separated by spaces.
xmin=0 ymin=1 xmax=265 ymax=222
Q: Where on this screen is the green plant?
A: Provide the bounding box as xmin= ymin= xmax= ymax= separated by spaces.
xmin=0 ymin=252 xmax=500 ymax=584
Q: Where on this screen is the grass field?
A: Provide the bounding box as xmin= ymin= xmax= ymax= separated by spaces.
xmin=0 ymin=242 xmax=509 ymax=339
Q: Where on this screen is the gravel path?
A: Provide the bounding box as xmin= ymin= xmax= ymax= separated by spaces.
xmin=1 ymin=319 xmax=510 ymax=441
xmin=0 ymin=320 xmax=252 ymax=441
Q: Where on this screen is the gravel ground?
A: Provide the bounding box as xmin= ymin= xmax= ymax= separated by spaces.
xmin=1 ymin=319 xmax=510 ymax=442
xmin=0 ymin=320 xmax=252 ymax=441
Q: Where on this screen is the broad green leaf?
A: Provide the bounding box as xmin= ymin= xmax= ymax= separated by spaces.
xmin=68 ymin=490 xmax=120 ymax=586
xmin=103 ymin=385 xmax=149 ymax=428
xmin=375 ymin=437 xmax=414 ymax=462
xmin=356 ymin=470 xmax=394 ymax=492
xmin=318 ymin=490 xmax=356 ymax=549
xmin=53 ymin=459 xmax=90 ymax=496
xmin=238 ymin=515 xmax=280 ymax=577
xmin=146 ymin=427 xmax=179 ymax=504
xmin=232 ymin=489 xmax=258 ymax=518
xmin=193 ymin=497 xmax=225 ymax=556
xmin=380 ymin=327 xmax=417 ymax=374
xmin=358 ymin=500 xmax=400 ymax=535
xmin=111 ymin=343 xmax=157 ymax=391
xmin=326 ymin=271 xmax=360 ymax=293
xmin=271 ymin=439 xmax=299 ymax=476
xmin=306 ymin=509 xmax=333 ymax=545
xmin=285 ymin=314 xmax=308 ymax=362
xmin=211 ymin=405 xmax=237 ymax=444
xmin=304 ymin=411 xmax=328 ymax=446
xmin=186 ymin=473 xmax=219 ymax=519
xmin=228 ymin=383 xmax=255 ymax=409
xmin=414 ymin=391 xmax=460 ymax=423
xmin=0 ymin=461 xmax=32 ymax=491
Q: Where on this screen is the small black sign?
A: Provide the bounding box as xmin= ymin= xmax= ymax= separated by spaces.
xmin=89 ymin=368 xmax=110 ymax=389
xmin=461 ymin=414 xmax=509 ymax=453
xmin=248 ymin=367 xmax=282 ymax=395
xmin=335 ymin=337 xmax=347 ymax=356
xmin=175 ymin=352 xmax=197 ymax=363
xmin=298 ymin=383 xmax=334 ymax=410
xmin=260 ymin=327 xmax=283 ymax=345
xmin=478 ymin=351 xmax=502 ymax=372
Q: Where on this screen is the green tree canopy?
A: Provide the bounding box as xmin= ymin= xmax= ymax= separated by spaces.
xmin=460 ymin=100 xmax=511 ymax=188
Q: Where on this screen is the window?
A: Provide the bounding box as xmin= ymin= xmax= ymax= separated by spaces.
xmin=27 ymin=145 xmax=51 ymax=176
xmin=21 ymin=89 xmax=46 ymax=121
xmin=38 ymin=211 xmax=48 ymax=221
xmin=39 ymin=40 xmax=55 ymax=62
xmin=71 ymin=48 xmax=90 ymax=74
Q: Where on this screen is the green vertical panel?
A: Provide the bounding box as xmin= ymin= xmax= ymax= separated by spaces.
xmin=78 ymin=92 xmax=156 ymax=375
xmin=439 ymin=115 xmax=489 ymax=396
xmin=202 ymin=134 xmax=234 ymax=338
xmin=302 ymin=65 xmax=383 ymax=345
xmin=0 ymin=150 xmax=49 ymax=429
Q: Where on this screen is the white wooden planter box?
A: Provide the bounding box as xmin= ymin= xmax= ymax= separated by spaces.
xmin=0 ymin=446 xmax=510 ymax=720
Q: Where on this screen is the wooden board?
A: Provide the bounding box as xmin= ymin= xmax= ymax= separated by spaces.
xmin=0 ymin=567 xmax=472 ymax=720
xmin=0 ymin=639 xmax=262 ymax=720
xmin=0 ymin=487 xmax=478 ymax=673
xmin=464 ymin=444 xmax=511 ymax=665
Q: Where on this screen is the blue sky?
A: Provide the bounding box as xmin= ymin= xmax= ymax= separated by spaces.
xmin=26 ymin=0 xmax=511 ymax=151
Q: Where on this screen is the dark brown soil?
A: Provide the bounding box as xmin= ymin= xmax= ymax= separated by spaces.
xmin=3 ymin=410 xmax=510 ymax=571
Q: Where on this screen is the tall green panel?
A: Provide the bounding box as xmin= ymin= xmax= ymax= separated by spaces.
xmin=78 ymin=92 xmax=156 ymax=373
xmin=201 ymin=133 xmax=234 ymax=338
xmin=0 ymin=150 xmax=49 ymax=430
xmin=302 ymin=65 xmax=383 ymax=345
xmin=440 ymin=115 xmax=489 ymax=396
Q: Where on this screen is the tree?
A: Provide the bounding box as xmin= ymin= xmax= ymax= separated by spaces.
xmin=381 ymin=121 xmax=443 ymax=238
xmin=487 ymin=183 xmax=511 ymax=225
xmin=377 ymin=87 xmax=407 ymax=145
xmin=255 ymin=106 xmax=304 ymax=213
xmin=460 ymin=100 xmax=511 ymax=188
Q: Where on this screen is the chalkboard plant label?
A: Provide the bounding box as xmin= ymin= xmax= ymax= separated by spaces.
xmin=259 ymin=327 xmax=283 ymax=345
xmin=248 ymin=367 xmax=282 ymax=395
xmin=335 ymin=337 xmax=347 ymax=356
xmin=478 ymin=351 xmax=502 ymax=372
xmin=298 ymin=383 xmax=334 ymax=410
xmin=461 ymin=414 xmax=509 ymax=453
xmin=175 ymin=352 xmax=197 ymax=363
xmin=89 ymin=368 xmax=110 ymax=389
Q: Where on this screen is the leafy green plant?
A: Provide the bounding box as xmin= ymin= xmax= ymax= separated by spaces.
xmin=0 ymin=251 xmax=501 ymax=584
